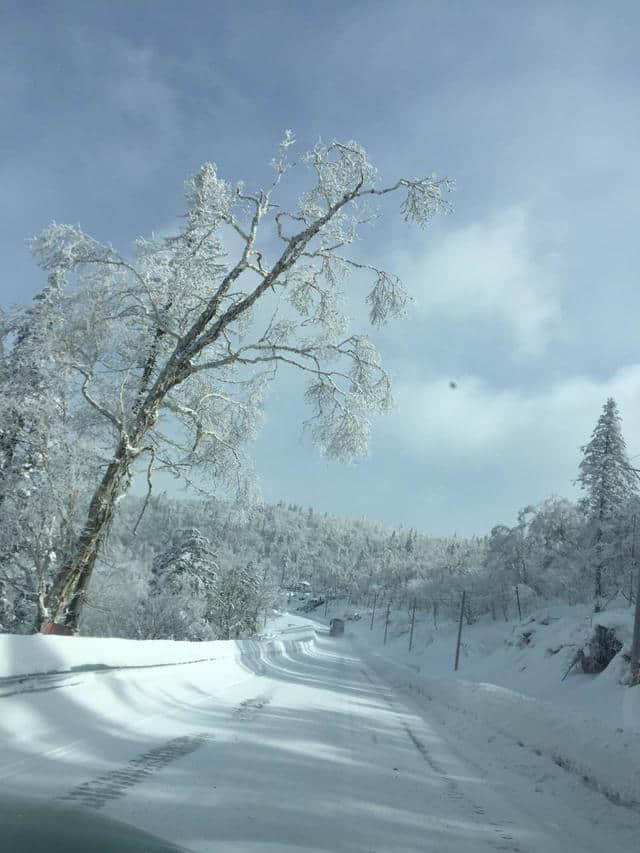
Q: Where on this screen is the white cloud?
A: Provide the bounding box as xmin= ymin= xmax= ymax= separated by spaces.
xmin=400 ymin=207 xmax=562 ymax=359
xmin=66 ymin=32 xmax=182 ymax=181
xmin=106 ymin=42 xmax=179 ymax=129
xmin=385 ymin=365 xmax=640 ymax=474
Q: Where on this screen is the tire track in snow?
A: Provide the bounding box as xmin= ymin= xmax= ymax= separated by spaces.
xmin=361 ymin=665 xmax=521 ymax=852
xmin=402 ymin=722 xmax=521 ymax=852
xmin=0 ymin=657 xmax=224 ymax=700
xmin=57 ymin=732 xmax=215 ymax=809
xmin=0 ymin=672 xmax=257 ymax=782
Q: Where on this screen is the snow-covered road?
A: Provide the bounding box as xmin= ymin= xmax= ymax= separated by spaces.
xmin=2 ymin=627 xmax=639 ymax=852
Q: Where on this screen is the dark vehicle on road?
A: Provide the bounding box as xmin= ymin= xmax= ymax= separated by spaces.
xmin=298 ymin=596 xmax=325 ymax=612
xmin=329 ymin=618 xmax=345 ymax=636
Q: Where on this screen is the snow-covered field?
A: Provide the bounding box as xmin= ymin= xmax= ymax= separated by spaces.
xmin=1 ymin=608 xmax=640 ymax=852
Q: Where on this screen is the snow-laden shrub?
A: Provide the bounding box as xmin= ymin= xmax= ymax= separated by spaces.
xmin=580 ymin=625 xmax=623 ymax=674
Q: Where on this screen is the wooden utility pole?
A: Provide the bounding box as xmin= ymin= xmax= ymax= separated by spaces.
xmin=408 ymin=599 xmax=416 ymax=652
xmin=383 ymin=601 xmax=391 ymax=645
xmin=454 ymin=590 xmax=466 ymax=671
xmin=370 ymin=592 xmax=378 ymax=630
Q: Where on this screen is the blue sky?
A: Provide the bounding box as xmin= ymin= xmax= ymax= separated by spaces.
xmin=3 ymin=1 xmax=640 ymax=534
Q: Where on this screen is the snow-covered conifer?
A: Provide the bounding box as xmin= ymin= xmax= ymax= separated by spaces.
xmin=577 ymin=398 xmax=638 ymax=610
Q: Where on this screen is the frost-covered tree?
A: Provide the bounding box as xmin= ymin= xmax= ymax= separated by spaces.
xmin=246 ymin=560 xmax=279 ymax=632
xmin=0 ymin=287 xmax=61 ymax=556
xmin=483 ymin=498 xmax=586 ymax=618
xmin=208 ymin=562 xmax=259 ymax=640
xmin=140 ymin=527 xmax=219 ymax=640
xmin=0 ymin=280 xmax=90 ymax=631
xmin=0 ymin=578 xmax=11 ymax=631
xmin=523 ymin=497 xmax=584 ymax=600
xmin=150 ymin=527 xmax=217 ymax=597
xmin=137 ymin=591 xmax=213 ymax=642
xmin=484 ymin=525 xmax=519 ymax=620
xmin=30 ymin=134 xmax=452 ymax=630
xmin=577 ymin=398 xmax=638 ymax=611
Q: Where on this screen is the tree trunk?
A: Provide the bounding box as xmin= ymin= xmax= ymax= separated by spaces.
xmin=631 ymin=562 xmax=640 ymax=686
xmin=594 ymin=526 xmax=604 ymax=613
xmin=594 ymin=566 xmax=603 ymax=611
xmin=43 ymin=355 xmax=183 ymax=632
xmin=33 ymin=575 xmax=50 ymax=633
xmin=44 ymin=441 xmax=132 ymax=631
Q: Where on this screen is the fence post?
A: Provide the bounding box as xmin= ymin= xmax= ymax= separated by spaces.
xmin=383 ymin=601 xmax=391 ymax=645
xmin=515 ymin=585 xmax=522 ymax=621
xmin=408 ymin=599 xmax=416 ymax=652
xmin=454 ymin=590 xmax=466 ymax=671
xmin=370 ymin=592 xmax=378 ymax=630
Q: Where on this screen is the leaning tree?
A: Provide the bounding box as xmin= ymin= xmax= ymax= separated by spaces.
xmin=30 ymin=134 xmax=452 ymax=631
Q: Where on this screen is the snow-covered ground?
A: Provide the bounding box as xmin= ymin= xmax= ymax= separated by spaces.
xmin=332 ymin=600 xmax=640 ymax=806
xmin=0 ymin=611 xmax=314 ymax=679
xmin=344 ymin=601 xmax=637 ymax=722
xmin=1 ymin=610 xmax=640 ymax=852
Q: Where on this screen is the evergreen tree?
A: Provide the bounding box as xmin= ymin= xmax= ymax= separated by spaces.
xmin=577 ymin=398 xmax=638 ymax=610
xmin=151 ymin=528 xmax=217 ymax=597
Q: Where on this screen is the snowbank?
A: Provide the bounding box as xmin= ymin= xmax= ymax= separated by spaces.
xmin=0 ymin=611 xmax=315 ymax=680
xmin=359 ymin=646 xmax=640 ymax=807
xmin=346 ymin=602 xmax=640 ymax=808
xmin=0 ymin=612 xmax=318 ymax=790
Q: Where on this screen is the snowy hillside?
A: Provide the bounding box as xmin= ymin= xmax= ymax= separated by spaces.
xmin=347 ymin=601 xmax=635 ymax=718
